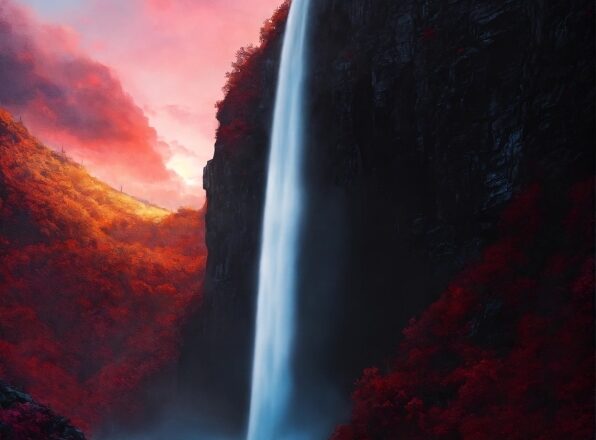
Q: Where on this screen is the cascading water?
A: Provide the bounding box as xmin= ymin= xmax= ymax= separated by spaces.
xmin=246 ymin=1 xmax=311 ymax=439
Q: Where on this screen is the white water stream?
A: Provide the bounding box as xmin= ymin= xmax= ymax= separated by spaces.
xmin=246 ymin=1 xmax=312 ymax=439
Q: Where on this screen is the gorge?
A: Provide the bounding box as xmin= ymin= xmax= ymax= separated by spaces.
xmin=0 ymin=0 xmax=593 ymax=439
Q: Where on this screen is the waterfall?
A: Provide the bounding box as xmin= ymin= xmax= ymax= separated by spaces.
xmin=246 ymin=0 xmax=311 ymax=439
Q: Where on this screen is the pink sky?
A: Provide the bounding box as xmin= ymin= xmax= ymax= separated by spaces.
xmin=10 ymin=0 xmax=282 ymax=209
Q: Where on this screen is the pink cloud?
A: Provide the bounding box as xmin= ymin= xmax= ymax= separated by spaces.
xmin=2 ymin=0 xmax=283 ymax=208
xmin=61 ymin=0 xmax=283 ymax=184
xmin=0 ymin=1 xmax=199 ymax=208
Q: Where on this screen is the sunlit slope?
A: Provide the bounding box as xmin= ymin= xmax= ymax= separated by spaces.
xmin=0 ymin=107 xmax=206 ymax=432
xmin=0 ymin=108 xmax=169 ymax=230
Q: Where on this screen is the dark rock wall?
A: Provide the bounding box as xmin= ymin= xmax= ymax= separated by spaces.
xmin=181 ymin=0 xmax=594 ymax=434
xmin=303 ymin=0 xmax=594 ymax=402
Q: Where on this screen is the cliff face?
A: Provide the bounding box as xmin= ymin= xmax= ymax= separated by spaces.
xmin=302 ymin=0 xmax=594 ymax=404
xmin=176 ymin=3 xmax=290 ymax=433
xmin=191 ymin=0 xmax=594 ymax=434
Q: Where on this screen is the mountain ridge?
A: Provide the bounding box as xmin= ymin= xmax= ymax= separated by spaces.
xmin=0 ymin=107 xmax=206 ymax=433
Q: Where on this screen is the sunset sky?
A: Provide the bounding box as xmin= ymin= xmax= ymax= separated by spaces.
xmin=2 ymin=0 xmax=281 ymax=209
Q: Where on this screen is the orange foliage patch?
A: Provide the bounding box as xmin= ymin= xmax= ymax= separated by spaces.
xmin=0 ymin=108 xmax=206 ymax=433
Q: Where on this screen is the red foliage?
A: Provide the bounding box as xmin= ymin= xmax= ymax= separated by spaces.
xmin=220 ymin=0 xmax=290 ymax=98
xmin=333 ymin=180 xmax=595 ymax=440
xmin=0 ymin=109 xmax=207 ymax=433
xmin=216 ymin=1 xmax=290 ymax=146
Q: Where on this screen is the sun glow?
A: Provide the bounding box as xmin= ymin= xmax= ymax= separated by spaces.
xmin=166 ymin=154 xmax=202 ymax=187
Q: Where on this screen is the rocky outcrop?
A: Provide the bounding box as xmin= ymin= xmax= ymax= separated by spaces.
xmin=0 ymin=382 xmax=86 ymax=440
xmin=184 ymin=0 xmax=594 ymax=434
